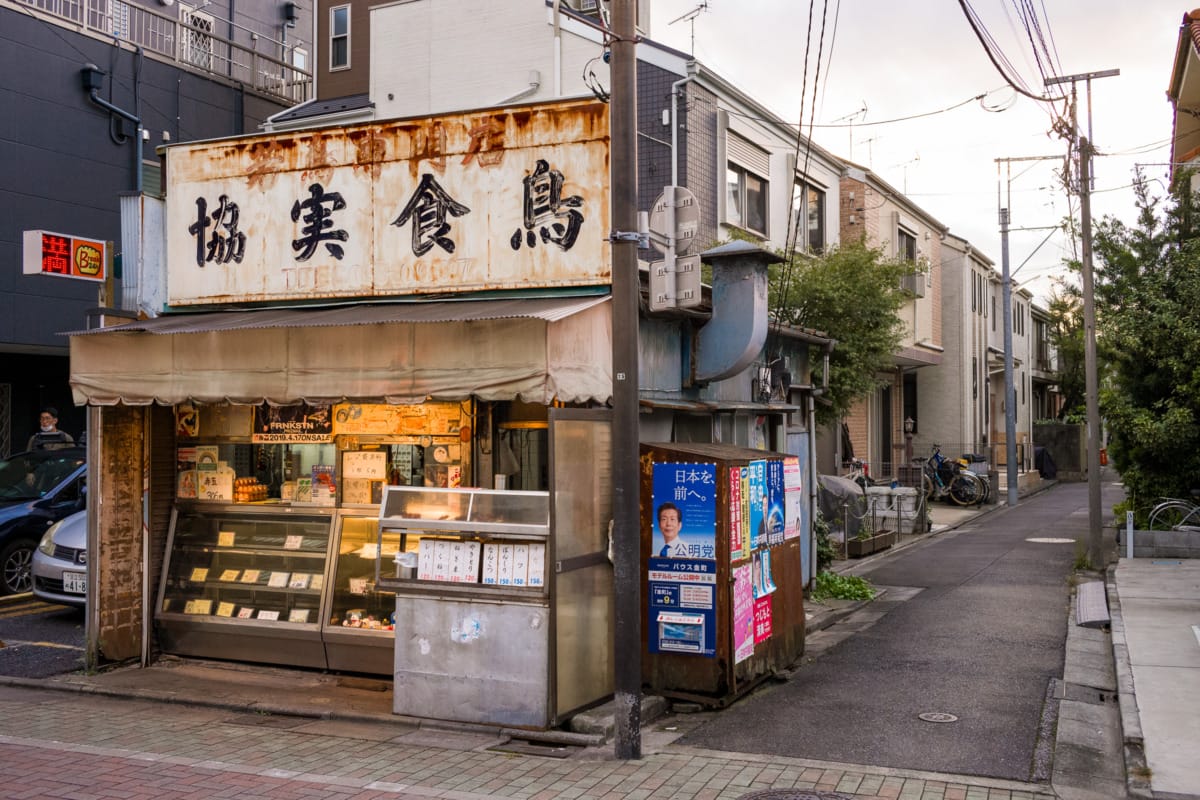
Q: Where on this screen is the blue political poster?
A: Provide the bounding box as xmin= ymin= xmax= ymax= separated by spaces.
xmin=650 ymin=462 xmax=717 ymax=560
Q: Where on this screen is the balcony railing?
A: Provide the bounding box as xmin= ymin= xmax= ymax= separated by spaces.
xmin=15 ymin=0 xmax=312 ymax=105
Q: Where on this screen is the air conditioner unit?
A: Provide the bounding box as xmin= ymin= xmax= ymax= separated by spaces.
xmin=901 ymin=272 xmax=926 ymax=298
xmin=567 ymin=0 xmax=600 ymax=13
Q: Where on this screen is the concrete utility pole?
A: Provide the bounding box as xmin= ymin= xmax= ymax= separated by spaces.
xmin=1045 ymin=69 xmax=1117 ymax=568
xmin=1077 ymin=135 xmax=1104 ymax=568
xmin=996 ymin=154 xmax=1058 ymax=508
xmin=609 ymin=0 xmax=642 ymax=761
xmin=999 ymin=203 xmax=1018 ymax=508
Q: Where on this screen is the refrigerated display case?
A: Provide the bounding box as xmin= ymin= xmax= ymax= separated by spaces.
xmin=156 ymin=503 xmax=335 ymax=668
xmin=156 ymin=503 xmax=404 ymax=674
xmin=322 ymin=511 xmax=401 ymax=675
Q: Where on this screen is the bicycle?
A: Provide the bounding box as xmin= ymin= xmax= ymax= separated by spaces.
xmin=918 ymin=444 xmax=985 ymax=506
xmin=1146 ymin=494 xmax=1200 ymax=530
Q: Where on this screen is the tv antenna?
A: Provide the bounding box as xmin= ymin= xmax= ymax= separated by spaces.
xmin=668 ymin=1 xmax=709 ymax=57
xmin=831 ymin=103 xmax=867 ymax=159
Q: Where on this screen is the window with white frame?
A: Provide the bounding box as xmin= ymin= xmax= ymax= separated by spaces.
xmin=330 ymin=5 xmax=350 ymax=70
xmin=792 ymin=180 xmax=826 ymax=254
xmin=727 ymin=165 xmax=767 ymax=235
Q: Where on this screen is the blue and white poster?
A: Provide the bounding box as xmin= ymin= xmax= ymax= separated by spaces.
xmin=765 ymin=459 xmax=786 ymax=546
xmin=648 ymin=557 xmax=717 ymax=657
xmin=651 ymin=462 xmax=717 ymax=560
xmin=748 ymin=460 xmax=766 ymax=550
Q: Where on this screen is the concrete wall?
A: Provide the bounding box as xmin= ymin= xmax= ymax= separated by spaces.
xmin=1034 ymin=422 xmax=1086 ymax=480
xmin=1127 ymin=529 xmax=1200 ymax=559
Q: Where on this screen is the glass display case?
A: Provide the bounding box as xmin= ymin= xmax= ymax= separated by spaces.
xmin=321 ymin=511 xmax=401 ymax=674
xmin=156 ymin=504 xmax=335 ymax=668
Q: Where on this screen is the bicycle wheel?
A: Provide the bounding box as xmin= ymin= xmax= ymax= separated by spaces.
xmin=1148 ymin=501 xmax=1196 ymax=530
xmin=922 ymin=471 xmax=936 ymax=502
xmin=948 ymin=472 xmax=984 ymax=506
xmin=974 ymin=474 xmax=990 ymax=504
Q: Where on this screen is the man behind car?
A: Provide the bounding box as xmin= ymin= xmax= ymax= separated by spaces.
xmin=26 ymin=407 xmax=74 ymax=451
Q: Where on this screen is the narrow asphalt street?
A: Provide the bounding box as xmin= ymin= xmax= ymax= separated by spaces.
xmin=675 ymin=478 xmax=1124 ymax=782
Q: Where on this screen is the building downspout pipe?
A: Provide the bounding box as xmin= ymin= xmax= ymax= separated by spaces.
xmin=84 ymin=64 xmax=144 ymax=195
xmin=671 ymin=65 xmax=699 ymax=186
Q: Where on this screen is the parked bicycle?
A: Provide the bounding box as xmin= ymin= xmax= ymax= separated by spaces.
xmin=1146 ymin=493 xmax=1200 ymax=530
xmin=843 ymin=458 xmax=891 ymax=490
xmin=918 ymin=444 xmax=985 ymax=506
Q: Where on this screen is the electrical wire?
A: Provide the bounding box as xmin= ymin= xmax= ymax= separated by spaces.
xmin=772 ymin=0 xmax=820 ymax=336
xmin=956 ymin=0 xmax=1064 ymax=105
xmin=722 ymin=88 xmax=1008 ymax=131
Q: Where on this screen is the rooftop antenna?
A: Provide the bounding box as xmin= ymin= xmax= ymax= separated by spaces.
xmin=668 ymin=1 xmax=709 ymax=57
xmin=891 ymin=153 xmax=920 ymax=193
xmin=830 ymin=103 xmax=867 ymax=159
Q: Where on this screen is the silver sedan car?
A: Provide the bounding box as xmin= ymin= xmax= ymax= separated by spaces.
xmin=32 ymin=510 xmax=87 ymax=607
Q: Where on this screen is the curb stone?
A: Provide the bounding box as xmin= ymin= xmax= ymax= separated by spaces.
xmin=1107 ymin=565 xmax=1153 ymax=799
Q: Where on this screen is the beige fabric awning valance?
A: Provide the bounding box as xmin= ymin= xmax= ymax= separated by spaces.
xmin=69 ymin=296 xmax=612 ymax=407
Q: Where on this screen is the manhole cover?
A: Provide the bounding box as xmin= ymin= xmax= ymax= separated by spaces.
xmin=918 ymin=711 xmax=959 ymax=723
xmin=737 ymin=792 xmax=851 ymax=800
xmin=1026 ymin=537 xmax=1075 ymax=544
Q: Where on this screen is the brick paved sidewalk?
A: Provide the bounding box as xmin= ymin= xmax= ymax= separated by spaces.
xmin=0 ymin=684 xmax=1054 ymax=800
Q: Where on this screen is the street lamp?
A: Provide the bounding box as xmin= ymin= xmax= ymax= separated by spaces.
xmin=904 ymin=416 xmax=914 ymax=465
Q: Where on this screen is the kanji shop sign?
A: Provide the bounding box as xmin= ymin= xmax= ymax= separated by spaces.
xmin=22 ymin=230 xmax=107 ymax=282
xmin=165 ymin=99 xmax=611 ymax=306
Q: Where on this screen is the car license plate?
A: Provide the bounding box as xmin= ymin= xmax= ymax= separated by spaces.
xmin=63 ymin=571 xmax=86 ymax=594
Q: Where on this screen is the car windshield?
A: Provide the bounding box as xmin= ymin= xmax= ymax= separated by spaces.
xmin=0 ymin=450 xmax=85 ymax=501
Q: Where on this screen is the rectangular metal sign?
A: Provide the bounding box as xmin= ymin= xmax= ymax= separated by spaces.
xmin=165 ymin=99 xmax=611 ymax=306
xmin=22 ymin=230 xmax=107 ymax=282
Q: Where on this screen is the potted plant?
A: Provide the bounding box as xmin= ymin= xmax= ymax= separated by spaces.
xmin=846 ymin=528 xmax=897 ymax=558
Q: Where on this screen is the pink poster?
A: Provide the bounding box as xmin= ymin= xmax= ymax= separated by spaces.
xmin=729 ymin=467 xmax=743 ymax=558
xmin=732 ymin=563 xmax=755 ymax=664
xmin=753 ymin=595 xmax=773 ymax=644
xmin=783 ymin=456 xmax=803 ymax=540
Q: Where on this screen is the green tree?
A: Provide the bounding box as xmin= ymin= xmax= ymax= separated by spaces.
xmin=768 ymin=241 xmax=911 ymax=426
xmin=1092 ymin=171 xmax=1200 ymax=509
xmin=1045 ymin=281 xmax=1086 ymax=420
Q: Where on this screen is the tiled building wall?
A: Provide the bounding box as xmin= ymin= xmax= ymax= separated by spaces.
xmin=635 ymin=63 xmax=719 ymax=259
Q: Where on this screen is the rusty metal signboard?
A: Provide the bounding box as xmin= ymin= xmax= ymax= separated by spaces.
xmin=165 ymin=99 xmax=610 ymax=306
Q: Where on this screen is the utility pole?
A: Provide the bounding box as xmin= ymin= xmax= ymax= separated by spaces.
xmin=999 ymin=202 xmax=1017 ymax=508
xmin=1045 ymin=69 xmax=1117 ymax=568
xmin=1077 ymin=135 xmax=1103 ymax=568
xmin=995 ymin=154 xmax=1058 ymax=508
xmin=609 ymin=0 xmax=642 ymax=761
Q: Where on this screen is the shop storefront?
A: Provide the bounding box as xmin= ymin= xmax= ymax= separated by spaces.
xmin=67 ymin=97 xmax=827 ymax=728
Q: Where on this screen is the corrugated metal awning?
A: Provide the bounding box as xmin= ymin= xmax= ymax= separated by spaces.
xmin=69 ymin=296 xmax=612 ymax=407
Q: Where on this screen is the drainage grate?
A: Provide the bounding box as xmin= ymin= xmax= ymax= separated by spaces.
xmin=918 ymin=711 xmax=959 ymax=723
xmin=737 ymin=792 xmax=852 ymax=800
xmin=487 ymin=740 xmax=578 ymax=759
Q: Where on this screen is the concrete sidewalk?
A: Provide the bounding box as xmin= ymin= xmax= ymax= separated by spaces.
xmin=1111 ymin=558 xmax=1200 ymax=799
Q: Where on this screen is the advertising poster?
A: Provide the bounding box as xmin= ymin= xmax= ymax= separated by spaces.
xmin=650 ymin=462 xmax=717 ymax=560
xmin=765 ymin=459 xmax=786 ymax=546
xmin=753 ymin=595 xmax=773 ymax=644
xmin=729 ymin=467 xmax=743 ymax=558
xmin=648 ymin=557 xmax=717 ymax=657
xmin=783 ymin=456 xmax=803 ymax=540
xmin=739 ymin=467 xmax=751 ymax=560
xmin=252 ymin=403 xmax=333 ymax=443
xmin=732 ymin=563 xmax=755 ymax=664
xmin=748 ymin=460 xmax=766 ymax=550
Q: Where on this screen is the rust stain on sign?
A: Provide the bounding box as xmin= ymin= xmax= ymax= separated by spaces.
xmin=166 ymin=99 xmax=612 ymax=306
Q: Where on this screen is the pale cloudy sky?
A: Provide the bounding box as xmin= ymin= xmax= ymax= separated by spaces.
xmin=645 ymin=0 xmax=1184 ymax=304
